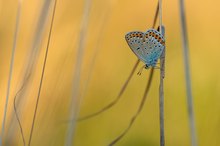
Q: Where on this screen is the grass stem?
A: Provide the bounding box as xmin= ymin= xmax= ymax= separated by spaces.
xmin=159 ymin=25 xmax=165 ymax=146
xmin=108 ymin=69 xmax=154 ymax=146
xmin=0 ymin=1 xmax=22 ymax=145
xmin=28 ymin=0 xmax=57 ymax=145
xmin=179 ymin=0 xmax=198 ymax=146
xmin=65 ymin=0 xmax=92 ymax=145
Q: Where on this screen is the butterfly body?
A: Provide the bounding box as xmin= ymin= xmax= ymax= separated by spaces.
xmin=125 ymin=29 xmax=165 ymax=68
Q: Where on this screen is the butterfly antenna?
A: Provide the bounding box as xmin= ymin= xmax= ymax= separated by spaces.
xmin=108 ymin=68 xmax=154 ymax=146
xmin=78 ymin=60 xmax=140 ymax=121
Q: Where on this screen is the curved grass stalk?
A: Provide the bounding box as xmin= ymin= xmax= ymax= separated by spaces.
xmin=108 ymin=68 xmax=154 ymax=146
xmin=78 ymin=60 xmax=140 ymax=121
xmin=108 ymin=3 xmax=160 ymax=145
xmin=14 ymin=75 xmax=30 ymax=146
xmin=78 ymin=2 xmax=160 ymax=122
xmin=3 ymin=0 xmax=56 ymax=145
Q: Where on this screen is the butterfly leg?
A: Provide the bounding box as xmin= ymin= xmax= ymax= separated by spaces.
xmin=153 ymin=66 xmax=160 ymax=69
xmin=137 ymin=65 xmax=146 ymax=75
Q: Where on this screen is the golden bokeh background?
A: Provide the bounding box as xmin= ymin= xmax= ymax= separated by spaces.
xmin=0 ymin=0 xmax=220 ymax=146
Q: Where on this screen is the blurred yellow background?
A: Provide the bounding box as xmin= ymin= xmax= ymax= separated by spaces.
xmin=0 ymin=0 xmax=220 ymax=146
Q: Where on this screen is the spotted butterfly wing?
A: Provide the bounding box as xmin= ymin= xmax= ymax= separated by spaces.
xmin=125 ymin=29 xmax=165 ymax=67
xmin=144 ymin=29 xmax=165 ymax=66
xmin=125 ymin=31 xmax=148 ymax=63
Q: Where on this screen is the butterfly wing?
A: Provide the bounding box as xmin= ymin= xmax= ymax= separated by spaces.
xmin=144 ymin=29 xmax=165 ymax=67
xmin=125 ymin=31 xmax=150 ymax=63
xmin=125 ymin=29 xmax=165 ymax=67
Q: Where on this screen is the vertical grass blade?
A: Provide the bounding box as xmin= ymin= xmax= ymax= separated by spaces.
xmin=179 ymin=1 xmax=198 ymax=146
xmin=152 ymin=3 xmax=159 ymax=29
xmin=158 ymin=0 xmax=165 ymax=145
xmin=27 ymin=0 xmax=57 ymax=145
xmin=77 ymin=5 xmax=115 ymax=121
xmin=65 ymin=0 xmax=92 ymax=145
xmin=159 ymin=25 xmax=165 ymax=146
xmin=158 ymin=0 xmax=162 ymax=32
xmin=7 ymin=1 xmax=55 ymax=143
xmin=0 ymin=1 xmax=22 ymax=145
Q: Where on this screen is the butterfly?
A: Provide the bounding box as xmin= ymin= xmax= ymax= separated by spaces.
xmin=125 ymin=29 xmax=165 ymax=71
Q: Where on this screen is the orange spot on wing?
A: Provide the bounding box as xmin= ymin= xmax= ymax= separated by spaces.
xmin=160 ymin=40 xmax=165 ymax=46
